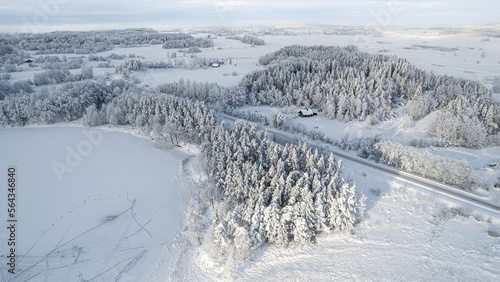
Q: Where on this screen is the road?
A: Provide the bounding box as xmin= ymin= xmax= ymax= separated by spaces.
xmin=220 ymin=113 xmax=500 ymax=216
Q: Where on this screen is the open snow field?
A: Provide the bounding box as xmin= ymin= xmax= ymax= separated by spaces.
xmin=0 ymin=125 xmax=197 ymax=281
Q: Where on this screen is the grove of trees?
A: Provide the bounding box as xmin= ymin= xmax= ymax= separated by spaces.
xmin=241 ymin=45 xmax=500 ymax=148
xmin=227 ymin=35 xmax=265 ymax=46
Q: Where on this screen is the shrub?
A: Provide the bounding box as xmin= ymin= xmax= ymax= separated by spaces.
xmin=427 ymin=111 xmax=487 ymax=148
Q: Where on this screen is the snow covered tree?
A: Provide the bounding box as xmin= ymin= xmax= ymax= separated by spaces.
xmin=83 ymin=104 xmax=105 ymax=127
xmin=427 ymin=111 xmax=487 ymax=148
xmin=272 ymin=110 xmax=284 ymax=129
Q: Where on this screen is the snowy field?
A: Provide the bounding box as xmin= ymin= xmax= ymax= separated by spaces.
xmin=2 ymin=26 xmax=500 ymax=280
xmin=0 ymin=124 xmax=197 ymax=281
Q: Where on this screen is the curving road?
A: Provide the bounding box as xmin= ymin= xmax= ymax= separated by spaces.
xmin=220 ymin=113 xmax=500 ymax=216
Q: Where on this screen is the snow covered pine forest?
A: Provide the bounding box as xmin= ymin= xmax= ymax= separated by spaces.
xmin=1 ymin=28 xmax=500 ymax=279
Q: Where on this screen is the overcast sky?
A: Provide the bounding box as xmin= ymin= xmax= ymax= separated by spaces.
xmin=1 ymin=0 xmax=499 ymax=33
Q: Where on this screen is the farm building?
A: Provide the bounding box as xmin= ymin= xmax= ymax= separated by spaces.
xmin=298 ymin=109 xmax=317 ymax=117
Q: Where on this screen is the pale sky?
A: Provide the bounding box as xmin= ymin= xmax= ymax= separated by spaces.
xmin=0 ymin=0 xmax=499 ymax=33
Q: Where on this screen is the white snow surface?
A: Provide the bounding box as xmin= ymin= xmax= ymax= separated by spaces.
xmin=0 ymin=124 xmax=197 ymax=281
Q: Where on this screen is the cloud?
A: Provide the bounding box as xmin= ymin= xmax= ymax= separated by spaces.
xmin=0 ymin=0 xmax=499 ymax=32
xmin=215 ymin=1 xmax=250 ymax=8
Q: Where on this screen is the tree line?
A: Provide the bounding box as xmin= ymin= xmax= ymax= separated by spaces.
xmin=0 ymin=80 xmax=130 ymax=126
xmin=339 ymin=133 xmax=475 ymax=188
xmin=226 ymin=35 xmax=265 ymax=46
xmin=0 ymin=29 xmax=202 ymax=55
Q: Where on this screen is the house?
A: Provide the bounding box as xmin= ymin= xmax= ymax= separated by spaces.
xmin=25 ymin=59 xmax=33 ymax=63
xmin=211 ymin=63 xmax=220 ymax=68
xmin=298 ymin=109 xmax=317 ymax=118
